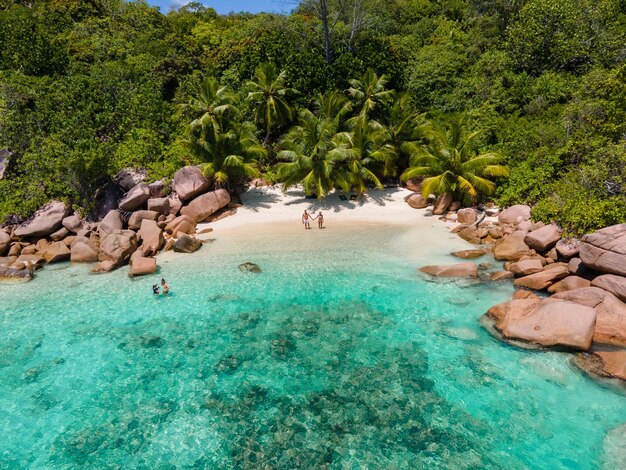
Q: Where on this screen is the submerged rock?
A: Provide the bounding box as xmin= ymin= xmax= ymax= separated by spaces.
xmin=173 ymin=234 xmax=201 ymax=253
xmin=239 ymin=262 xmax=262 ymax=273
xmin=0 ymin=265 xmax=33 ymax=283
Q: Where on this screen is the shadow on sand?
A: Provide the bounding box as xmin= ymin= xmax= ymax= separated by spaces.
xmin=276 ymin=187 xmax=403 ymax=213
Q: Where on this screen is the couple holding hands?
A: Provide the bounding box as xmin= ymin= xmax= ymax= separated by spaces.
xmin=302 ymin=210 xmax=324 ymax=229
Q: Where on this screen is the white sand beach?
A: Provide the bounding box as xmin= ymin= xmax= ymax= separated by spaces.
xmin=189 ymin=186 xmax=475 ymax=263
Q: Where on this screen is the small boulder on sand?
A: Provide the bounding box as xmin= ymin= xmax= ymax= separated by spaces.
xmin=173 ymin=234 xmax=202 ymax=253
xmin=457 ymin=208 xmax=477 ymax=225
xmin=405 ymin=193 xmax=428 ymax=209
xmin=451 ymin=249 xmax=485 ymax=259
xmin=129 ymin=252 xmax=157 ymax=276
xmin=432 ymin=193 xmax=453 ymax=215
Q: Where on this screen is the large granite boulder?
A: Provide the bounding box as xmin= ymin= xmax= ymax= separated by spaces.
xmin=173 ymin=166 xmax=210 ymax=201
xmin=128 ymin=210 xmax=159 ymax=231
xmin=432 ymin=193 xmax=453 ymax=215
xmin=165 ymin=215 xmax=196 ymax=237
xmin=138 ymin=219 xmax=164 ymax=256
xmin=591 ymin=274 xmax=626 ymax=303
xmin=43 ymin=241 xmax=71 ymax=263
xmin=579 ymin=224 xmax=626 ymax=276
xmin=553 ymin=287 xmax=626 ymax=346
xmin=180 ymin=189 xmax=231 ymax=223
xmin=575 ymin=349 xmax=626 ymax=381
xmin=14 ymin=201 xmax=69 ymax=238
xmin=490 ymin=298 xmax=596 ymax=350
xmin=0 ymin=230 xmax=10 ymax=256
xmin=129 ymin=252 xmax=157 ymax=277
xmin=498 ymin=205 xmax=531 ymax=225
xmin=168 ymin=193 xmax=183 ymax=215
xmin=420 ymin=262 xmax=478 ymax=278
xmin=173 ymin=234 xmax=202 ymax=253
xmin=457 ymin=208 xmax=477 ymax=225
xmin=547 ymin=276 xmax=591 ymax=294
xmin=508 ymin=258 xmax=544 ymax=277
xmin=524 ymin=224 xmax=561 ymax=252
xmin=556 ymin=238 xmax=580 ymax=259
xmin=62 ymin=214 xmax=83 ymax=234
xmin=118 ymin=183 xmax=150 ymax=211
xmin=493 ymin=231 xmax=531 ymax=261
xmin=98 ymin=230 xmax=137 ymax=267
xmin=568 ymin=257 xmax=591 ymax=276
xmin=149 ymin=180 xmax=166 ymax=198
xmin=98 ymin=210 xmax=123 ymax=238
xmin=405 ymin=193 xmax=428 ymax=209
xmin=513 ymin=264 xmax=569 ymax=290
xmin=70 ymin=235 xmax=99 ymax=263
xmin=147 ymin=198 xmax=170 ymax=215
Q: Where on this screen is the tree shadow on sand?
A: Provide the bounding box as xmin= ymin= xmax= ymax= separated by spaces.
xmin=282 ymin=187 xmax=401 ymax=213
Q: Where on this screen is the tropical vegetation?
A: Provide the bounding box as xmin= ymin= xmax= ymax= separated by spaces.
xmin=0 ymin=0 xmax=625 ymax=235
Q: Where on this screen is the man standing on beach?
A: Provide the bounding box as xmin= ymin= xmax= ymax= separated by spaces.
xmin=302 ymin=210 xmax=311 ymax=229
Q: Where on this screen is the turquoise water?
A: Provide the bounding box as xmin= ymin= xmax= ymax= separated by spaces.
xmin=0 ymin=223 xmax=624 ymax=469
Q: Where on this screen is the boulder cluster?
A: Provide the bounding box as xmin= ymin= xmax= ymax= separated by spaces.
xmin=415 ymin=200 xmax=626 ymax=384
xmin=0 ymin=166 xmax=235 ymax=282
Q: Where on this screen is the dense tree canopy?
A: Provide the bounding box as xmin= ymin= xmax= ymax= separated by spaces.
xmin=0 ymin=0 xmax=625 ymax=235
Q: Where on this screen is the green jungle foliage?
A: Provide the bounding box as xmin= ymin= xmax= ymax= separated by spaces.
xmin=0 ymin=0 xmax=625 ymax=235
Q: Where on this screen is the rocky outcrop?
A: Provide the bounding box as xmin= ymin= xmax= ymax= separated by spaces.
xmin=147 ymin=197 xmax=170 ymax=215
xmin=62 ymin=214 xmax=83 ymax=234
xmin=167 ymin=193 xmax=183 ymax=215
xmin=591 ymin=274 xmax=626 ymax=303
xmin=574 ymin=349 xmax=626 ymax=381
xmin=129 ymin=252 xmax=157 ymax=276
xmin=457 ymin=208 xmax=477 ymax=225
xmin=405 ymin=193 xmax=428 ymax=209
xmin=70 ymin=235 xmax=99 ymax=263
xmin=165 ymin=215 xmax=196 ymax=237
xmin=115 ymin=168 xmax=146 ymax=191
xmin=93 ymin=181 xmax=124 ymax=220
xmin=14 ymin=201 xmax=69 ymax=238
xmin=488 ymin=298 xmax=596 ymax=351
xmin=568 ymin=257 xmax=590 ymax=276
xmin=513 ymin=264 xmax=569 ymax=290
xmin=118 ymin=183 xmax=150 ymax=211
xmin=556 ymin=238 xmax=580 ymax=259
xmin=547 ymin=276 xmax=591 ymax=294
xmin=173 ymin=234 xmax=202 ymax=253
xmin=0 ymin=265 xmax=33 ymax=283
xmin=508 ymin=258 xmax=544 ymax=277
xmin=432 ymin=193 xmax=453 ymax=215
xmin=98 ymin=210 xmax=123 ymax=238
xmin=420 ymin=262 xmax=478 ymax=278
xmin=497 ymin=204 xmax=531 ymax=225
xmin=553 ymin=287 xmax=626 ymax=346
xmin=579 ymin=224 xmax=626 ymax=276
xmin=137 ymin=219 xmax=163 ymax=256
xmin=494 ymin=231 xmax=531 ymax=261
xmin=43 ymin=241 xmax=71 ymax=263
xmin=180 ymin=189 xmax=231 ymax=223
xmin=524 ymin=224 xmax=561 ymax=252
xmin=98 ymin=230 xmax=137 ymax=268
xmin=128 ymin=210 xmax=159 ymax=231
xmin=173 ymin=166 xmax=210 ymax=201
xmin=451 ymin=249 xmax=485 ymax=259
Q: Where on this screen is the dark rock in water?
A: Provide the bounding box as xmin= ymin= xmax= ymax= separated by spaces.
xmin=215 ymin=354 xmax=243 ymax=373
xmin=0 ymin=265 xmax=33 ymax=283
xmin=239 ymin=262 xmax=262 ymax=273
xmin=173 ymin=234 xmax=202 ymax=253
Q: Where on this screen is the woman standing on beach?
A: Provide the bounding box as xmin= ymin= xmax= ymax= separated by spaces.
xmin=316 ymin=211 xmax=324 ymax=229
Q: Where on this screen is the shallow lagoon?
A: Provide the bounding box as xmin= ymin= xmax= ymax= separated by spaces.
xmin=1 ymin=223 xmax=624 ymax=468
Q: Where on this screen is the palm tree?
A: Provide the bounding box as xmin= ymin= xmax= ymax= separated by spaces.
xmin=246 ymin=63 xmax=296 ymax=146
xmin=348 ymin=68 xmax=395 ymax=118
xmin=277 ymin=108 xmax=340 ymax=198
xmin=313 ymin=90 xmax=353 ymax=123
xmin=372 ymin=93 xmax=430 ymax=178
xmin=183 ymin=121 xmax=265 ymax=188
xmin=330 ymin=116 xmax=385 ymax=194
xmin=401 ymin=115 xmax=509 ymax=203
xmin=182 ymin=76 xmax=237 ymax=136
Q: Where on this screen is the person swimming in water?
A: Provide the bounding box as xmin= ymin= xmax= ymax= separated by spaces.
xmin=302 ymin=210 xmax=311 ymax=229
xmin=152 ymin=284 xmax=160 ymax=295
xmin=161 ymin=278 xmax=170 ymax=295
